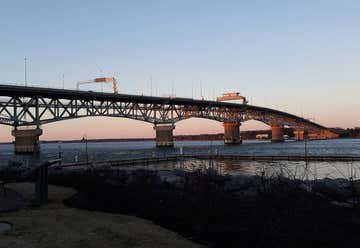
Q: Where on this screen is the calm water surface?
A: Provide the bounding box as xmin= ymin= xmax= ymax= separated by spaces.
xmin=1 ymin=139 xmax=359 ymax=179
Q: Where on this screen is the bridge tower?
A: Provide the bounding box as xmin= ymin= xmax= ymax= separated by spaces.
xmin=223 ymin=122 xmax=242 ymax=145
xmin=154 ymin=124 xmax=175 ymax=147
xmin=12 ymin=127 xmax=42 ymax=154
xmin=271 ymin=125 xmax=284 ymax=142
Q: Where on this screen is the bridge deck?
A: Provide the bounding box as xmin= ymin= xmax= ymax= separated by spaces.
xmin=0 ymin=84 xmax=326 ymax=129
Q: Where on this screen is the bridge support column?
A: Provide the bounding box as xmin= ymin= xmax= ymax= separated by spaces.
xmin=223 ymin=122 xmax=242 ymax=145
xmin=271 ymin=125 xmax=284 ymax=143
xmin=12 ymin=128 xmax=42 ymax=154
xmin=293 ymin=129 xmax=308 ymax=141
xmin=154 ymin=124 xmax=175 ymax=147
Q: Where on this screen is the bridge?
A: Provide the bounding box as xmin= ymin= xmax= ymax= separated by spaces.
xmin=0 ymin=84 xmax=338 ymax=153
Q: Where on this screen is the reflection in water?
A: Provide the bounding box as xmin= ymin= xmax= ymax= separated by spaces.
xmin=128 ymin=159 xmax=360 ymax=180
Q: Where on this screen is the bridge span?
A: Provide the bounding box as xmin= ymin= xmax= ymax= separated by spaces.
xmin=0 ymin=85 xmax=338 ymax=153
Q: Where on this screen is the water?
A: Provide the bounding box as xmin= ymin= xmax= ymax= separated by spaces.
xmin=1 ymin=139 xmax=360 ymax=179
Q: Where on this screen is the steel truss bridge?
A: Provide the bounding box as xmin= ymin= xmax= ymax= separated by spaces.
xmin=0 ymin=84 xmax=332 ymax=133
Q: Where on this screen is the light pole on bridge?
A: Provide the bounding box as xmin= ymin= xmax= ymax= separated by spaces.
xmin=24 ymin=57 xmax=28 ymax=87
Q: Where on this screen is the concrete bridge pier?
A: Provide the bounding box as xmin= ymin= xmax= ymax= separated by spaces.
xmin=154 ymin=124 xmax=175 ymax=147
xmin=271 ymin=125 xmax=284 ymax=143
xmin=223 ymin=122 xmax=242 ymax=145
xmin=12 ymin=127 xmax=42 ymax=154
xmin=293 ymin=129 xmax=308 ymax=141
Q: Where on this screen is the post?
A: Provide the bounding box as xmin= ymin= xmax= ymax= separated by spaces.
xmin=12 ymin=127 xmax=42 ymax=154
xmin=179 ymin=146 xmax=184 ymax=156
xmin=34 ymin=160 xmax=61 ymax=206
xmin=271 ymin=125 xmax=284 ymax=142
xmin=34 ymin=164 xmax=48 ymax=205
xmin=58 ymin=142 xmax=62 ymax=165
xmin=82 ymin=134 xmax=89 ymax=164
xmin=223 ymin=122 xmax=242 ymax=145
xmin=154 ymin=124 xmax=175 ymax=147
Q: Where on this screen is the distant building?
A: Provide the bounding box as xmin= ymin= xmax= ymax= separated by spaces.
xmin=256 ymin=134 xmax=269 ymax=140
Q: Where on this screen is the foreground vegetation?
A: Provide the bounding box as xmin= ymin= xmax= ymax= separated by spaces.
xmin=52 ymin=167 xmax=360 ymax=248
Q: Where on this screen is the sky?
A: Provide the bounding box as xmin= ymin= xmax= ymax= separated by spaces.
xmin=0 ymin=0 xmax=359 ymax=141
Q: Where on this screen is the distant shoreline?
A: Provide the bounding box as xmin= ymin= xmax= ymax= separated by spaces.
xmin=0 ymin=138 xmax=156 ymax=145
xmin=0 ymin=127 xmax=358 ymax=145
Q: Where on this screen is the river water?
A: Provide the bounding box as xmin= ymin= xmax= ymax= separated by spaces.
xmin=1 ymin=139 xmax=360 ymax=179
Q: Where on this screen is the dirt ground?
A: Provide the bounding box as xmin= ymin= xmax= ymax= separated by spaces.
xmin=0 ymin=183 xmax=202 ymax=248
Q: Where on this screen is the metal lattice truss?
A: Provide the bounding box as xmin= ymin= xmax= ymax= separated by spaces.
xmin=0 ymin=96 xmax=245 ymax=126
xmin=242 ymin=108 xmax=325 ymax=133
xmin=0 ymin=93 xmax=326 ymax=133
xmin=0 ymin=84 xmax=332 ymax=135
